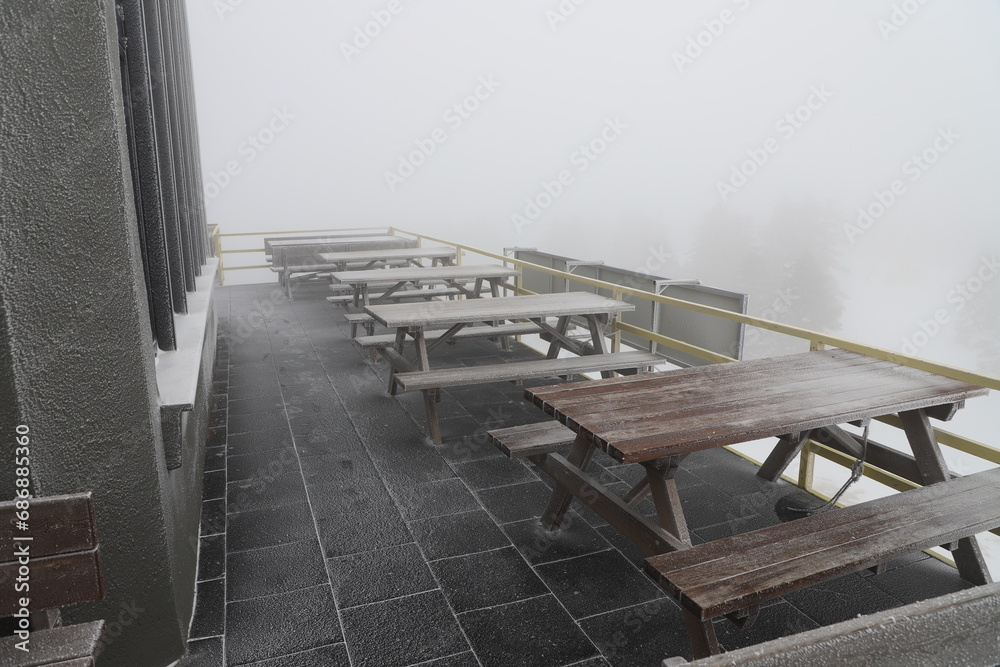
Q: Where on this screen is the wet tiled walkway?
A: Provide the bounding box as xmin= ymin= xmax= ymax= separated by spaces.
xmin=182 ymin=282 xmax=972 ymax=667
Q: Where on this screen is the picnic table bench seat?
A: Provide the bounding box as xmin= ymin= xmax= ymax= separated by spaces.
xmin=643 ymin=465 xmax=1000 ymax=658
xmin=0 ymin=493 xmax=106 ymax=666
xmin=269 ymin=258 xmax=411 ymax=274
xmin=357 ymin=322 xmax=541 ymax=349
xmin=326 ymin=285 xmax=469 ymax=306
xmin=487 ymin=421 xmax=577 ymax=458
xmin=392 ymin=350 xmax=661 ymax=392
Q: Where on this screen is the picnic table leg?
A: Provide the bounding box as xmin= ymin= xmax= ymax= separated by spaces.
xmin=643 ymin=457 xmax=691 ymax=546
xmin=757 ymin=431 xmax=813 ymax=482
xmin=545 ymin=316 xmax=571 ymax=359
xmin=683 ymin=609 xmax=721 ymax=659
xmin=899 ymin=408 xmax=992 ymax=585
xmin=388 ymin=328 xmax=407 ymax=395
xmin=583 ymin=314 xmax=614 ymax=378
xmin=413 ymin=329 xmax=443 ymax=444
xmin=488 ymin=278 xmax=511 ymax=351
xmin=540 ymin=432 xmax=595 ymax=530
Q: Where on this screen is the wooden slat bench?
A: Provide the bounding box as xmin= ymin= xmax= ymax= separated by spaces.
xmin=487 ymin=421 xmax=577 ymax=458
xmin=392 ymin=351 xmax=661 ymax=392
xmin=357 ymin=322 xmax=541 ymax=349
xmin=326 ymin=286 xmax=467 ymax=308
xmin=643 ymin=466 xmax=1000 ymax=658
xmin=0 ymin=493 xmax=106 ymax=666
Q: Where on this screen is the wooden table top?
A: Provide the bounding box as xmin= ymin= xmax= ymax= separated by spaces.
xmin=318 ymin=246 xmax=457 ymax=264
xmin=268 ymin=235 xmax=402 ymax=248
xmin=366 ymin=291 xmax=635 ymax=328
xmin=526 ymin=349 xmax=990 ymax=464
xmin=333 ymin=264 xmax=519 ymax=285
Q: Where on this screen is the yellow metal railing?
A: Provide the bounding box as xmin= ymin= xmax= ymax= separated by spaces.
xmin=214 ymin=225 xmax=1000 ymax=542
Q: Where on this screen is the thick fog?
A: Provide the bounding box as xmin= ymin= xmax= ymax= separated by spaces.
xmin=186 ymin=0 xmax=999 ymax=377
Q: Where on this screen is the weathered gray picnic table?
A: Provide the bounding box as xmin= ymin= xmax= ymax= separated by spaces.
xmin=269 ymin=236 xmax=417 ymax=298
xmin=331 ymin=263 xmax=516 ymax=308
xmin=499 ymin=348 xmax=995 ymax=657
xmin=318 ymin=246 xmax=457 ymax=273
xmin=366 ymin=291 xmax=661 ymax=443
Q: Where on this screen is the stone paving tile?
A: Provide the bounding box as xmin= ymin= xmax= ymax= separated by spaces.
xmin=340 ymin=591 xmax=469 ymax=667
xmin=329 ymin=542 xmax=437 ymax=609
xmin=226 ymin=585 xmax=341 ymax=666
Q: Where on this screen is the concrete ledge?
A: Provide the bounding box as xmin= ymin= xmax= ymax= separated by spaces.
xmin=664 ymin=581 xmax=1000 ymax=667
xmin=156 ymin=258 xmax=218 ymax=469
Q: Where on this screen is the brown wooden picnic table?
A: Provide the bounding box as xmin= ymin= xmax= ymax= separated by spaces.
xmin=366 ymin=291 xmax=658 ymax=444
xmin=518 ymin=348 xmax=995 ymax=656
xmin=524 ymin=349 xmax=990 ymax=560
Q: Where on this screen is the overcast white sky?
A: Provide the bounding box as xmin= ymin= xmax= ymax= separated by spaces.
xmin=185 ymin=0 xmax=1000 ymax=375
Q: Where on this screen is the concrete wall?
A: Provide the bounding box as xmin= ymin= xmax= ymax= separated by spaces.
xmin=0 ymin=1 xmax=210 ymax=664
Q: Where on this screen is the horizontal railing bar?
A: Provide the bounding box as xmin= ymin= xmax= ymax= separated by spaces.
xmin=220 ymin=248 xmax=265 ymax=255
xmin=875 ymin=415 xmax=1000 ymax=465
xmin=614 ymin=321 xmax=737 ymax=365
xmin=220 ymin=226 xmax=390 ymax=238
xmin=220 ymin=264 xmax=270 ymax=271
xmin=391 ymin=227 xmax=1000 ymax=391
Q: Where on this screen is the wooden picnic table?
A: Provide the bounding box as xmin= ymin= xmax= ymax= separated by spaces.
xmin=366 ymin=291 xmax=650 ymax=443
xmin=270 ymin=236 xmax=417 ymax=298
xmin=317 ymin=246 xmax=457 ymax=273
xmin=523 ymin=349 xmax=991 ymax=569
xmin=332 ymin=263 xmax=518 ymax=308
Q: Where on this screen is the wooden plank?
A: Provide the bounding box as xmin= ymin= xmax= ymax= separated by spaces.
xmin=644 ymin=467 xmax=1000 ymax=619
xmin=598 ymin=382 xmax=989 ymax=463
xmin=529 ymin=352 xmax=987 ymax=462
xmin=367 ymin=291 xmax=636 ymax=328
xmin=317 ymin=246 xmax=456 ymax=263
xmin=263 ymin=232 xmax=391 ymax=253
xmin=394 ymin=351 xmax=660 ymax=391
xmin=648 ymin=467 xmax=1000 ymax=583
xmin=332 ymin=264 xmax=518 ymax=285
xmin=527 ymin=349 xmax=864 ymax=406
xmin=487 ymin=421 xmax=576 ymax=458
xmin=534 ymin=352 xmax=884 ymax=415
xmin=0 ymin=493 xmax=96 ymax=561
xmin=0 ymin=549 xmax=104 ymax=616
xmin=327 ymin=287 xmax=465 ymax=305
xmin=357 ymin=323 xmax=539 ymax=348
xmin=0 ymin=620 xmax=105 ymax=666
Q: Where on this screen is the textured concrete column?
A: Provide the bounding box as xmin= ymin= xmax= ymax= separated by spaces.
xmin=0 ymin=1 xmax=187 ymax=664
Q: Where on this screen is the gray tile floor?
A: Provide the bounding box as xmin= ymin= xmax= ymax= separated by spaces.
xmin=181 ymin=282 xmax=972 ymax=667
